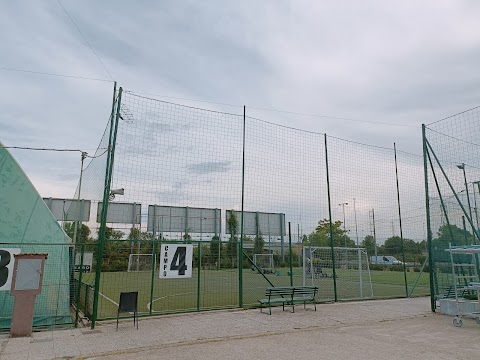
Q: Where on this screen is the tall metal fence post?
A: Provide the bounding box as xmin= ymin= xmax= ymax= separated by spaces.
xmin=462 ymin=216 xmax=468 ymax=245
xmin=422 ymin=124 xmax=435 ymax=312
xmin=394 ymin=143 xmax=408 ymax=297
xmin=149 ymin=240 xmax=157 ymax=315
xmin=197 ymin=243 xmax=202 ymax=311
xmin=74 ymin=243 xmax=85 ymax=327
xmin=288 ymin=222 xmax=293 ymax=287
xmin=324 ymin=134 xmax=338 ymax=301
xmin=91 ymin=86 xmax=122 ymax=328
xmin=239 ymin=106 xmax=246 ymax=307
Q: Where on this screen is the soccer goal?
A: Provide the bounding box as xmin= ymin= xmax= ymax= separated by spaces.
xmin=253 ymin=253 xmax=275 ymax=274
xmin=128 ymin=254 xmax=155 ymax=272
xmin=303 ymin=246 xmax=373 ymax=299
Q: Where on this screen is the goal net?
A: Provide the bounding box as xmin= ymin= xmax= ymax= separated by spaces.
xmin=303 ymin=246 xmax=373 ymax=299
xmin=128 ymin=254 xmax=155 ymax=272
xmin=253 ymin=254 xmax=275 ymax=274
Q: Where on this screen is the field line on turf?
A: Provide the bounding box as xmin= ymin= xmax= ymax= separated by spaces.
xmin=147 ymin=291 xmax=196 ymax=311
xmin=99 ymin=291 xmax=119 ymax=307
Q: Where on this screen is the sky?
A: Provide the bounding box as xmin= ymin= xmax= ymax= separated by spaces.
xmin=1 ymin=1 xmax=480 ymax=241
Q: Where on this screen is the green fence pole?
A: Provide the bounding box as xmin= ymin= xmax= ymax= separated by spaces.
xmin=422 ymin=124 xmax=435 ymax=312
xmin=426 ymin=151 xmax=456 ymax=242
xmin=149 ymin=241 xmax=157 ymax=315
xmin=91 ymin=86 xmax=122 ymax=329
xmin=324 ymin=134 xmax=338 ymax=302
xmin=462 ymin=216 xmax=468 ymax=245
xmin=197 ymin=243 xmax=202 ymax=311
xmin=239 ymin=105 xmax=246 ymax=308
xmin=74 ymin=243 xmax=85 ymax=327
xmin=85 ymin=283 xmax=89 ymax=316
xmin=394 ymin=143 xmax=408 ymax=297
xmin=288 ymin=222 xmax=293 ymax=287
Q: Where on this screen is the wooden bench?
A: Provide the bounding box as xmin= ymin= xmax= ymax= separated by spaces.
xmin=259 ymin=286 xmax=318 ymax=315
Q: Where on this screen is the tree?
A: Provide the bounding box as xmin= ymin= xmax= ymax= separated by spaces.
xmin=433 ymin=224 xmax=473 ymax=248
xmin=64 ymin=222 xmax=91 ymax=243
xmin=382 ymin=236 xmax=403 ymax=255
xmin=253 ymin=234 xmax=265 ymax=254
xmin=361 ymin=235 xmax=376 ymax=255
xmin=127 ymin=227 xmax=155 ymax=253
xmin=306 ymin=219 xmax=355 ymax=247
xmin=226 ymin=210 xmax=239 ymax=266
xmin=210 ymin=235 xmax=221 ymax=268
xmin=104 ymin=227 xmax=124 ymax=240
xmin=227 ymin=210 xmax=238 ymax=238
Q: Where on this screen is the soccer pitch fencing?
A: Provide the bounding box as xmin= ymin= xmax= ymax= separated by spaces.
xmin=68 ymin=86 xmax=433 ymax=328
xmin=72 ymin=240 xmax=429 ymax=322
xmin=423 ymin=106 xmax=480 ymax=312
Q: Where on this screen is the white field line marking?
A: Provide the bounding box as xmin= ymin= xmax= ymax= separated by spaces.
xmin=99 ymin=291 xmax=119 ymax=306
xmin=147 ymin=291 xmax=196 ymax=311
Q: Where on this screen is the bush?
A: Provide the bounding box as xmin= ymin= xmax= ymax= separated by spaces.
xmin=369 ymin=264 xmax=385 ymax=271
xmin=389 ymin=265 xmax=404 ymax=272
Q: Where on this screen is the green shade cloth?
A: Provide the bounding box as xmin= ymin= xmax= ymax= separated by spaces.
xmin=0 ymin=143 xmax=72 ymax=329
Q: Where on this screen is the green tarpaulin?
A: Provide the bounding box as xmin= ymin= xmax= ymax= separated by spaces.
xmin=0 ymin=143 xmax=72 ymax=329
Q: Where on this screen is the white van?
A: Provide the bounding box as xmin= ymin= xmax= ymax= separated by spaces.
xmin=370 ymin=255 xmax=403 ymax=265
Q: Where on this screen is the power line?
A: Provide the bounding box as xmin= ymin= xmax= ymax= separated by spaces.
xmin=56 ymin=0 xmax=114 ymax=81
xmin=0 ymin=67 xmax=113 ymax=83
xmin=2 ymin=146 xmax=108 ymax=158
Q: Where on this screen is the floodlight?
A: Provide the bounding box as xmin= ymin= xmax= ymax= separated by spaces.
xmin=109 ymin=188 xmax=125 ymax=201
xmin=110 ymin=188 xmax=125 ymax=196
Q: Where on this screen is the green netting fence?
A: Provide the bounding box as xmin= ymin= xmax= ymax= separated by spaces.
xmin=423 ymin=106 xmax=480 ymax=311
xmin=63 ymin=87 xmax=432 ymax=329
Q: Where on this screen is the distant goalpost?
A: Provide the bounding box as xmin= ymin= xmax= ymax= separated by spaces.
xmin=128 ymin=254 xmax=155 ymax=272
xmin=253 ymin=253 xmax=275 ymax=274
xmin=303 ymin=246 xmax=373 ymax=299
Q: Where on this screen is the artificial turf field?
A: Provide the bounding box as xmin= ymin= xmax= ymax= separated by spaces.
xmin=78 ymin=267 xmax=429 ymax=320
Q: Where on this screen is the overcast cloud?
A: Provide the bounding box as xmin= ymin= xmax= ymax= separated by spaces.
xmin=1 ymin=0 xmax=480 ymax=201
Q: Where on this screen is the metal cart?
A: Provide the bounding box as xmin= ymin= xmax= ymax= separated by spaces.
xmin=446 ymin=244 xmax=480 ymax=327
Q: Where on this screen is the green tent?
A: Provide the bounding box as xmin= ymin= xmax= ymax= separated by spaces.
xmin=0 ymin=143 xmax=72 ymax=329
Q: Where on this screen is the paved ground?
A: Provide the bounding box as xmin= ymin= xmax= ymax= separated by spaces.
xmin=0 ymin=297 xmax=478 ymax=360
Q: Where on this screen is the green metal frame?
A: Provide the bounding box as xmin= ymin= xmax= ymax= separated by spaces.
xmin=422 ymin=124 xmax=435 ymax=312
xmin=394 ymin=143 xmax=408 ymax=297
xmin=91 ymin=86 xmax=122 ymax=329
xmin=324 ymin=134 xmax=338 ymax=301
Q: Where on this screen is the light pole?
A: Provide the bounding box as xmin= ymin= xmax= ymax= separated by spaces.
xmin=353 ymin=198 xmax=359 ymax=246
xmin=457 ymin=163 xmax=475 ymax=241
xmin=338 ymin=202 xmax=348 ymax=247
